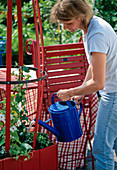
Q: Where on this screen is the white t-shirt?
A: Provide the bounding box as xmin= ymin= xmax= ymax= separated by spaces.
xmin=83 ymin=16 xmax=117 ymax=94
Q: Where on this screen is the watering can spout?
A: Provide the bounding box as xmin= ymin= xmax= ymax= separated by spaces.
xmin=38 ymin=119 xmax=60 ymax=137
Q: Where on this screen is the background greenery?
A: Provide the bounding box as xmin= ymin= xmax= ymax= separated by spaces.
xmin=94 ymin=0 xmax=117 ymax=33
xmin=0 ymin=0 xmax=117 ymax=65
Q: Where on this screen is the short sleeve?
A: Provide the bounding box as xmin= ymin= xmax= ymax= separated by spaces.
xmin=88 ymin=32 xmax=109 ymax=55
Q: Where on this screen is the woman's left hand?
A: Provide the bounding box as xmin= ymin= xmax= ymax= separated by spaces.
xmin=57 ymin=89 xmax=70 ymax=101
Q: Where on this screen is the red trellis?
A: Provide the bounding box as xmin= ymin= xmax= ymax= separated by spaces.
xmin=0 ymin=0 xmax=99 ymax=169
xmin=4 ymin=0 xmax=45 ymax=153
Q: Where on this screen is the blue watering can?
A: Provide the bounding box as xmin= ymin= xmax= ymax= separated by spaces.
xmin=38 ymin=92 xmax=83 ymax=142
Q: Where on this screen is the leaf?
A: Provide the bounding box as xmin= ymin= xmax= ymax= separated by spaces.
xmin=21 ymin=143 xmax=32 ymax=151
xmin=0 ymin=138 xmax=5 ymax=147
xmin=15 ymin=155 xmax=19 ymax=160
xmin=0 ymin=126 xmax=5 ymax=136
xmin=0 ymin=122 xmax=3 ymax=126
xmin=23 ymin=65 xmax=30 ymax=73
xmin=10 ymin=131 xmax=21 ymax=144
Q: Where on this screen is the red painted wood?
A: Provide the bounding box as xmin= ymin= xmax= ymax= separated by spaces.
xmin=47 ymin=62 xmax=85 ymax=71
xmin=17 ymin=0 xmax=23 ymax=67
xmin=48 ymin=81 xmax=82 ymax=92
xmin=0 ymin=145 xmax=58 ymax=170
xmin=48 ymin=74 xmax=85 ymax=84
xmin=2 ymin=157 xmax=22 ymax=170
xmin=46 ymin=55 xmax=84 ymax=64
xmin=5 ymin=0 xmax=13 ymax=154
xmin=0 ymin=159 xmax=3 ymax=170
xmin=43 ymin=42 xmax=84 ymax=51
xmin=22 ymin=150 xmax=39 ymax=170
xmin=39 ymin=144 xmax=58 ymax=170
xmin=28 ymin=42 xmax=84 ymax=54
xmin=45 ymin=49 xmax=85 ymax=58
xmin=47 ymin=68 xmax=86 ymax=77
xmin=32 ymin=0 xmax=42 ymax=149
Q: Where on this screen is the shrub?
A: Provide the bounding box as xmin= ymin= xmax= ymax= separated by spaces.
xmin=94 ymin=0 xmax=117 ymax=33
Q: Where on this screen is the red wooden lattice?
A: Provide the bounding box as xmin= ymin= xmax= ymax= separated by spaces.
xmin=0 ymin=0 xmax=45 ymax=154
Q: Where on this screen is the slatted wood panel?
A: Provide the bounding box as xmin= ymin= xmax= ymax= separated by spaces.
xmin=43 ymin=43 xmax=88 ymax=106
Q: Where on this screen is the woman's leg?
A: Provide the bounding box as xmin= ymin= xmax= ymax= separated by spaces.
xmin=93 ymin=92 xmax=117 ymax=170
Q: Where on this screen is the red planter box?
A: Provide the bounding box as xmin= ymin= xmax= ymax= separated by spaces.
xmin=0 ymin=144 xmax=58 ymax=170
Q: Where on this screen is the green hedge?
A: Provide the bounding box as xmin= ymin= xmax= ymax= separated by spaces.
xmin=0 ymin=1 xmax=35 ymax=65
xmin=94 ymin=0 xmax=117 ymax=33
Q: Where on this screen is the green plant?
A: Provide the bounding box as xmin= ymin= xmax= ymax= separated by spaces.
xmin=94 ymin=0 xmax=117 ymax=33
xmin=0 ymin=64 xmax=52 ymax=160
xmin=0 ymin=1 xmax=35 ymax=65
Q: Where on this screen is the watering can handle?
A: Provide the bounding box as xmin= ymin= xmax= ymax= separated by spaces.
xmin=51 ymin=92 xmax=83 ymax=115
xmin=51 ymin=92 xmax=73 ymax=108
xmin=78 ymin=102 xmax=83 ymax=117
xmin=51 ymin=92 xmax=58 ymax=104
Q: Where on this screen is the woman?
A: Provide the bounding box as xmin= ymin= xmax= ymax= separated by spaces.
xmin=50 ymin=0 xmax=117 ymax=169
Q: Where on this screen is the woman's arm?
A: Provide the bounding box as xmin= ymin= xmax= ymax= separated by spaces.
xmin=70 ymin=65 xmax=92 ymax=104
xmin=57 ymin=52 xmax=106 ymax=101
xmin=83 ymin=64 xmax=92 ymax=85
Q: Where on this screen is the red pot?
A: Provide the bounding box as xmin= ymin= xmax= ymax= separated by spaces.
xmin=0 ymin=144 xmax=58 ymax=170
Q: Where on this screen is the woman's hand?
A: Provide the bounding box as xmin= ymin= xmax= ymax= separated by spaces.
xmin=71 ymin=95 xmax=84 ymax=105
xmin=57 ymin=89 xmax=70 ymax=101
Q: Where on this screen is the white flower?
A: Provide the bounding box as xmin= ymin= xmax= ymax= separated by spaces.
xmin=29 ymin=120 xmax=35 ymax=131
xmin=10 ymin=135 xmax=15 ymax=139
xmin=0 ymin=114 xmax=5 ymax=123
xmin=10 ymin=114 xmax=13 ymax=120
xmin=17 ymin=102 xmax=22 ymax=112
xmin=17 ymin=120 xmax=21 ymax=127
xmin=10 ymin=125 xmax=17 ymax=132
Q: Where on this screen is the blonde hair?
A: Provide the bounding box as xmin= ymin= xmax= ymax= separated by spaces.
xmin=50 ymin=0 xmax=94 ymax=28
